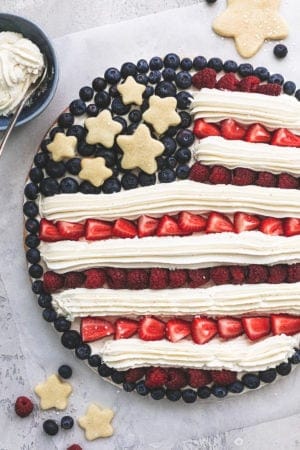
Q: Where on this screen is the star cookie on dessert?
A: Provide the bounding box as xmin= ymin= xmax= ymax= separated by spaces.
xmin=34 ymin=374 xmax=72 ymax=410
xmin=117 ymin=123 xmax=164 ymax=174
xmin=142 ymin=95 xmax=181 ymax=135
xmin=78 ymin=403 xmax=114 ymax=440
xmin=79 ymin=157 xmax=113 ymax=187
xmin=47 ymin=133 xmax=77 ymax=162
xmin=212 ymin=0 xmax=289 ymax=58
xmin=85 ymin=109 xmax=122 ymax=147
xmin=117 ymin=75 xmax=146 ymax=105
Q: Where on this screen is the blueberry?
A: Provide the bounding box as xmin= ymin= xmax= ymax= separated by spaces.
xmin=109 ymin=85 xmax=120 ymax=98
xmin=98 ymin=363 xmax=114 ymax=377
xmin=269 ymin=73 xmax=284 ymax=85
xmin=238 ymin=63 xmax=253 ymax=77
xmin=180 ymin=57 xmax=193 ymax=71
xmin=140 ymin=99 xmax=149 ymax=113
xmin=94 ymin=91 xmax=111 ymax=108
xmin=179 ymin=111 xmax=192 ymax=128
xmin=176 ymin=91 xmax=193 ymax=110
xmin=137 ymin=59 xmax=149 ymax=73
xmin=32 ymin=280 xmax=44 ymax=295
xmin=135 ymin=73 xmax=148 ymax=85
xmin=102 ymin=177 xmax=121 ymax=194
xmin=276 ymin=362 xmax=291 ymax=376
xmin=157 ymin=156 xmax=167 ymax=170
xmin=121 ymin=172 xmax=138 ymax=190
xmin=104 ymin=67 xmax=121 ymax=84
xmin=23 ymin=201 xmax=38 ymax=218
xmin=92 ymin=77 xmax=107 ymax=91
xmin=79 ymin=181 xmax=100 ymax=194
xmin=24 ymin=183 xmax=39 ymax=200
xmin=57 ymin=112 xmax=74 ymax=128
xmin=182 ymin=388 xmax=197 ymax=403
xmin=67 ymin=124 xmax=87 ymax=141
xmin=175 ymin=148 xmax=191 ymax=163
xmin=34 ymin=152 xmax=49 ymax=168
xmin=207 ymin=57 xmax=223 ymax=72
xmin=43 ymin=419 xmax=59 ymax=436
xmin=283 ymin=81 xmax=296 ymax=95
xmin=79 ymin=86 xmax=94 ymax=101
xmin=253 ymin=66 xmax=270 ymax=81
xmin=61 ymin=415 xmax=74 ymax=430
xmin=206 ymin=0 xmax=217 ymax=4
xmin=49 ymin=126 xmax=64 ymax=140
xmin=66 ymin=158 xmax=81 ymax=175
xmin=143 ymin=86 xmax=154 ymax=98
xmin=151 ymin=387 xmax=166 ymax=400
xmin=69 ymin=99 xmax=86 ymax=116
xmin=29 ymin=264 xmax=43 ymax=279
xmin=295 ymin=89 xmax=300 ymax=101
xmin=38 ymin=293 xmax=52 ymax=308
xmin=161 ymin=136 xmax=176 ymax=157
xmin=176 ymin=129 xmax=194 ymax=147
xmin=26 ymin=248 xmax=40 ymax=264
xmin=128 ymin=109 xmax=142 ymax=123
xmin=162 ymin=68 xmax=176 ymax=81
xmin=45 ymin=160 xmax=66 ymax=178
xmin=111 ymin=371 xmax=126 ymax=384
xmin=42 ymin=308 xmax=57 ymax=322
xmin=125 ymin=123 xmax=138 ymax=136
xmin=135 ymin=381 xmax=149 ymax=396
xmin=259 ymin=368 xmax=277 ymax=383
xmin=61 ymin=330 xmax=82 ymax=349
xmin=176 ymin=164 xmax=190 ymax=179
xmin=113 ymin=116 xmax=127 ymax=132
xmin=29 ymin=167 xmax=44 ymax=183
xmin=25 ymin=218 xmax=39 ymax=234
xmin=88 ymin=354 xmax=102 ymax=367
xmin=95 ymin=148 xmax=117 ymax=167
xmin=86 ymin=104 xmax=99 ymax=116
xmin=223 ymin=60 xmax=238 ymax=73
xmin=58 ymin=364 xmax=73 ymax=379
xmin=75 ymin=343 xmax=91 ymax=360
xmin=291 ymin=349 xmax=300 ymax=364
xmin=228 ymin=381 xmax=244 ymax=394
xmin=166 ymin=389 xmax=181 ymax=401
xmin=121 ymin=62 xmax=137 ymax=78
xmin=155 ymin=81 xmax=176 ymax=98
xmin=242 ymin=373 xmax=260 ymax=389
xmin=197 ymin=386 xmax=211 ymax=399
xmin=193 ymin=55 xmax=207 ymax=70
xmin=164 ymin=53 xmax=180 ymax=69
xmin=139 ymin=172 xmax=156 ymax=186
xmin=54 ymin=317 xmax=71 ymax=332
xmin=25 ymin=234 xmax=40 ymax=249
xmin=166 ymin=156 xmax=177 ymax=169
xmin=77 ymin=141 xmax=95 ymax=157
xmin=149 ymin=70 xmax=161 ymax=84
xmin=41 ymin=138 xmax=51 ymax=152
xmin=158 ymin=168 xmax=176 ymax=183
xmin=175 ymin=71 xmax=192 ymax=89
xmin=149 ymin=56 xmax=163 ymax=70
xmin=123 ymin=382 xmax=136 ymax=392
xmin=211 ymin=385 xmax=228 ymax=398
xmin=274 ymin=44 xmax=288 ymax=59
xmin=111 ymin=98 xmax=131 ymax=115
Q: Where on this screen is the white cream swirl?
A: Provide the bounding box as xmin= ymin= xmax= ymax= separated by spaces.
xmin=0 ymin=31 xmax=44 ymax=116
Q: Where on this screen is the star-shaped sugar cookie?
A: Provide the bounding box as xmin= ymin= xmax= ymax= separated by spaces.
xmin=79 ymin=157 xmax=113 ymax=187
xmin=142 ymin=95 xmax=181 ymax=135
xmin=85 ymin=110 xmax=122 ymax=147
xmin=34 ymin=374 xmax=72 ymax=410
xmin=212 ymin=0 xmax=289 ymax=58
xmin=47 ymin=133 xmax=77 ymax=162
xmin=117 ymin=124 xmax=164 ymax=174
xmin=78 ymin=403 xmax=114 ymax=440
xmin=117 ymin=75 xmax=146 ymax=105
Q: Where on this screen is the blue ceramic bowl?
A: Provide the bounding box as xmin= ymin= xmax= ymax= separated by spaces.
xmin=0 ymin=14 xmax=59 ymax=130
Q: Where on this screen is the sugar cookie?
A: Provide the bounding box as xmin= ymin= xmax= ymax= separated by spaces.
xmin=78 ymin=403 xmax=114 ymax=440
xmin=85 ymin=110 xmax=122 ymax=147
xmin=34 ymin=374 xmax=72 ymax=410
xmin=142 ymin=95 xmax=181 ymax=135
xmin=117 ymin=75 xmax=146 ymax=105
xmin=79 ymin=157 xmax=113 ymax=187
xmin=47 ymin=133 xmax=77 ymax=162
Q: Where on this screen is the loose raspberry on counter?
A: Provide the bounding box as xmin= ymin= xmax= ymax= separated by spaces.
xmin=14 ymin=396 xmax=34 ymax=418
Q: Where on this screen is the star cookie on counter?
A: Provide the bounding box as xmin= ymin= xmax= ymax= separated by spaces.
xmin=34 ymin=374 xmax=72 ymax=410
xmin=47 ymin=133 xmax=77 ymax=162
xmin=142 ymin=95 xmax=181 ymax=135
xmin=85 ymin=109 xmax=122 ymax=146
xmin=79 ymin=157 xmax=113 ymax=187
xmin=212 ymin=0 xmax=289 ymax=58
xmin=78 ymin=403 xmax=114 ymax=440
xmin=117 ymin=75 xmax=146 ymax=105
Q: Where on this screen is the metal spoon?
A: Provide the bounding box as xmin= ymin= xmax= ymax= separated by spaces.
xmin=0 ymin=56 xmax=48 ymax=157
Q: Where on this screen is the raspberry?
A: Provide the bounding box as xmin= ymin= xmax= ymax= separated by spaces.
xmin=192 ymin=68 xmax=217 ymax=89
xmin=67 ymin=445 xmax=83 ymax=450
xmin=125 ymin=367 xmax=146 ymax=383
xmin=127 ymin=269 xmax=149 ymax=289
xmin=187 ymin=369 xmax=212 ymax=388
xmin=149 ymin=268 xmax=169 ymax=289
xmin=64 ymin=271 xmax=85 ymax=289
xmin=216 ymin=72 xmax=239 ymax=91
xmin=43 ymin=271 xmax=65 ymax=293
xmin=169 ymin=269 xmax=188 ymax=288
xmin=256 ymin=171 xmax=278 ymax=187
xmin=268 ymin=264 xmax=287 ymax=283
xmin=106 ymin=268 xmax=127 ymax=289
xmin=238 ymin=75 xmax=260 ymax=92
xmin=15 ymin=396 xmax=34 ymax=418
xmin=232 ymin=168 xmax=257 ymax=186
xmin=188 ymin=268 xmax=210 ymax=287
xmin=247 ymin=265 xmax=269 ymax=283
xmin=145 ymin=367 xmax=168 ymax=388
xmin=189 ymin=162 xmax=210 ymax=183
xmin=211 ymin=370 xmax=237 ymax=386
xmin=255 ymin=83 xmax=281 ymax=96
xmin=229 ymin=266 xmax=246 ymax=284
xmin=165 ymin=368 xmax=187 ymax=389
xmin=210 ymin=266 xmax=231 ymax=285
xmin=287 ymin=263 xmax=300 ymax=283
xmin=209 ymin=165 xmax=232 ymax=184
xmin=84 ymin=269 xmax=106 ymax=289
xmin=278 ymin=173 xmax=299 ymax=189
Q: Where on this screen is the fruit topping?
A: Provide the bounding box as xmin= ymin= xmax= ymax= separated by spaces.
xmin=218 ymin=317 xmax=243 ymax=339
xmin=259 ymin=217 xmax=284 ymax=235
xmin=255 ymin=83 xmax=281 ymax=96
xmin=210 ymin=266 xmax=231 ymax=285
xmin=115 ymin=318 xmax=139 ymax=339
xmin=206 ymin=212 xmax=234 ymax=233
xmin=156 ymin=215 xmax=181 ymax=236
xmin=166 ymin=319 xmax=191 ymax=342
xmin=187 ymin=369 xmax=212 ymax=388
xmin=189 ymin=162 xmax=210 ymax=182
xmin=84 ymin=269 xmax=106 ymax=288
xmin=169 ymin=269 xmax=188 ymax=288
xmin=211 ymin=370 xmax=237 ymax=386
xmin=242 ymin=316 xmax=271 ymax=341
xmin=57 ymin=221 xmax=85 ymax=240
xmin=188 ymin=268 xmax=210 ymax=287
xmin=112 ymin=218 xmax=137 ymax=238
xmin=149 ymin=268 xmax=169 ymax=289
xmin=145 ymin=367 xmax=167 ymax=388
xmin=271 ymin=314 xmax=300 ymax=336
xmin=81 ymin=317 xmax=114 ymax=343
xmin=138 ymin=316 xmax=165 ymax=341
xmin=216 ymin=72 xmax=239 ymax=91
xmin=192 ymin=68 xmax=217 ymax=89
xmin=125 ymin=368 xmax=146 ymax=383
xmin=283 ymin=218 xmax=300 ymax=236
xmin=191 ymin=317 xmax=218 ymax=344
xmin=165 ymin=368 xmax=187 ymax=389
xmin=244 ymin=123 xmax=271 ymax=143
xmin=43 ymin=271 xmax=64 ymax=293
xmin=233 ymin=212 xmax=260 ymax=233
xmin=64 ymin=272 xmax=85 ymax=289
xmin=238 ymin=75 xmax=260 ymax=92
xmin=39 ymin=219 xmax=62 ymax=242
xmin=220 ymin=119 xmax=246 ymax=140
xmin=137 ymin=215 xmax=159 ymax=237
xmin=85 ymin=219 xmax=112 ymax=240
xmin=177 ymin=211 xmax=206 ymax=233
xmin=271 ymin=128 xmax=300 ymax=147
xmin=193 ymin=118 xmax=220 ymax=138
xmin=209 ymin=165 xmax=231 ymax=184
xmin=127 ymin=269 xmax=149 ymax=289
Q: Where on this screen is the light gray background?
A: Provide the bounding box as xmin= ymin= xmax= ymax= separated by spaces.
xmin=1 ymin=1 xmax=300 ymax=449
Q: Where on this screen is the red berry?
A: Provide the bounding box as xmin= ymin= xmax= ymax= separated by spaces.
xmin=177 ymin=211 xmax=206 ymax=233
xmin=193 ymin=118 xmax=221 ymax=139
xmin=210 ymin=266 xmax=231 ymax=285
xmin=145 ymin=367 xmax=167 ymax=388
xmin=84 ymin=269 xmax=106 ymax=289
xmin=138 ymin=316 xmax=165 ymax=341
xmin=218 ymin=317 xmax=243 ymax=339
xmin=191 ymin=317 xmax=218 ymax=344
xmin=127 ymin=269 xmax=149 ymax=289
xmin=115 ymin=318 xmax=138 ymax=339
xmin=259 ymin=217 xmax=284 ymax=236
xmin=137 ymin=215 xmax=159 ymax=237
xmin=268 ymin=264 xmax=287 ymax=284
xmin=15 ymin=396 xmax=34 ymax=418
xmin=81 ymin=317 xmax=114 ymax=343
xmin=255 ymin=83 xmax=281 ymax=96
xmin=247 ymin=265 xmax=269 ymax=283
xmin=64 ymin=271 xmax=85 ymax=289
xmin=233 ymin=212 xmax=260 ymax=233
xmin=43 ymin=271 xmax=65 ymax=293
xmin=165 ymin=368 xmax=187 ymax=389
xmin=232 ymin=168 xmax=257 ymax=186
xmin=229 ymin=266 xmax=246 ymax=284
xmin=255 ymin=171 xmax=277 ymax=187
xmin=67 ymin=445 xmax=83 ymax=450
xmin=244 ymin=123 xmax=271 ymax=143
xmin=189 ymin=162 xmax=210 ymax=182
xmin=125 ymin=368 xmax=146 ymax=383
xmin=85 ymin=219 xmax=112 ymax=240
xmin=287 ymin=264 xmax=300 ymax=283
xmin=192 ymin=68 xmax=217 ymax=89
xmin=271 ymin=314 xmax=300 ymax=336
xmin=39 ymin=219 xmax=62 ymax=242
xmin=209 ymin=165 xmax=232 ymax=184
xmin=210 ymin=370 xmax=237 ymax=385
xmin=112 ymin=218 xmax=137 ymax=238
xmin=216 ymin=72 xmax=239 ymax=91
xmin=188 ymin=268 xmax=210 ymax=287
xmin=220 ymin=119 xmax=246 ymax=140
xmin=106 ymin=268 xmax=127 ymax=289
xmin=149 ymin=268 xmax=169 ymax=289
xmin=169 ymin=269 xmax=188 ymax=288
xmin=242 ymin=316 xmax=271 ymax=341
xmin=187 ymin=369 xmax=212 ymax=388
xmin=278 ymin=173 xmax=299 ymax=189
xmin=283 ymin=218 xmax=300 ymax=237
xmin=238 ymin=76 xmax=260 ymax=92
xmin=166 ymin=319 xmax=191 ymax=342
xmin=271 ymin=128 xmax=300 ymax=147
xmin=57 ymin=221 xmax=85 ymax=241
xmin=206 ymin=212 xmax=234 ymax=233
xmin=156 ymin=215 xmax=181 ymax=237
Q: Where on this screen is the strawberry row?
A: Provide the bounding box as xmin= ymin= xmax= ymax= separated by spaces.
xmin=80 ymin=314 xmax=300 ymax=344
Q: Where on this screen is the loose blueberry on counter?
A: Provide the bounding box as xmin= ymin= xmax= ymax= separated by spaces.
xmin=49 ymin=126 xmax=65 ymax=140
xmin=121 ymin=62 xmax=137 ymax=78
xmin=34 ymin=152 xmax=49 ymax=168
xmin=197 ymin=386 xmax=211 ymax=399
xmin=175 ymin=148 xmax=191 ymax=164
xmin=92 ymin=77 xmax=107 ymax=91
xmin=176 ymin=165 xmax=190 ymax=179
xmin=182 ymin=388 xmax=197 ymax=403
xmin=139 ymin=171 xmax=156 ymax=186
xmin=164 ymin=53 xmax=180 ymax=69
xmin=193 ymin=55 xmax=207 ymax=70
xmin=69 ymin=99 xmax=86 ymax=116
xmin=228 ymin=380 xmax=244 ymax=394
xmin=79 ymin=86 xmax=94 ymax=102
xmin=276 ymin=361 xmax=291 ymax=376
xmin=128 ymin=109 xmax=142 ymax=123
xmin=155 ymin=81 xmax=177 ymax=97
xmin=111 ymin=98 xmax=131 ymax=115
xmin=274 ymin=44 xmax=288 ymax=59
xmin=207 ymin=57 xmax=223 ymax=72
xmin=61 ymin=415 xmax=74 ymax=430
xmin=23 ymin=201 xmax=38 ymax=218
xmin=66 ymin=158 xmax=81 ymax=175
xmin=42 ymin=308 xmax=57 ymax=322
xmin=206 ymin=0 xmax=217 ymax=3
xmin=149 ymin=56 xmax=163 ymax=71
xmin=176 ymin=129 xmax=194 ymax=147
xmin=32 ymin=280 xmax=44 ymax=295
xmin=102 ymin=177 xmax=121 ymax=194
xmin=79 ymin=181 xmax=101 ymax=194
xmin=135 ymin=73 xmax=148 ymax=85
xmin=238 ymin=63 xmax=253 ymax=77
xmin=136 ymin=58 xmax=149 ymax=73
xmin=162 ymin=68 xmax=176 ymax=81
xmin=259 ymin=368 xmax=277 ymax=383
xmin=242 ymin=373 xmax=260 ymax=389
xmin=67 ymin=124 xmax=87 ymax=141
xmin=135 ymin=381 xmax=149 ymax=396
xmin=179 ymin=111 xmax=192 ymax=128
xmin=149 ymin=70 xmax=162 ymax=84
xmin=86 ymin=103 xmax=99 ymax=116
xmin=41 ymin=138 xmax=51 ymax=152
xmin=60 ymin=177 xmax=79 ymax=194
xmin=180 ymin=57 xmax=193 ymax=71
xmin=283 ymin=81 xmax=296 ymax=95
xmin=166 ymin=389 xmax=182 ymax=401
xmin=57 ymin=112 xmax=74 ymax=128
xmin=25 ymin=218 xmax=39 ymax=234
xmin=58 ymin=364 xmax=73 ymax=379
xmin=24 ymin=183 xmax=39 ymax=200
xmin=223 ymin=60 xmax=238 ymax=73
xmin=29 ymin=167 xmax=44 ymax=183
xmin=26 ymin=248 xmax=40 ymax=264
xmin=254 ymin=66 xmax=270 ymax=81
xmin=123 ymin=382 xmax=136 ymax=392
xmin=54 ymin=317 xmax=71 ymax=332
xmin=43 ymin=419 xmax=59 ymax=436
xmin=75 ymin=344 xmax=91 ymax=360
xmin=25 ymin=234 xmax=40 ymax=249
xmin=291 ymin=349 xmax=300 ymax=364
xmin=38 ymin=293 xmax=52 ymax=308
xmin=158 ymin=168 xmax=176 ymax=183
xmin=98 ymin=363 xmax=114 ymax=377
xmin=109 ymin=85 xmax=120 ymax=98
xmin=88 ymin=354 xmax=102 ymax=367
xmin=111 ymin=370 xmax=126 ymax=384
xmin=121 ymin=172 xmax=138 ymax=190
xmin=211 ymin=385 xmax=228 ymax=398
xmin=151 ymin=387 xmax=166 ymax=400
xmin=162 ymin=136 xmax=177 ymax=157
xmin=77 ymin=141 xmax=95 ymax=157
xmin=269 ymin=73 xmax=284 ymax=85
xmin=295 ymin=90 xmax=300 ymax=101
xmin=45 ymin=160 xmax=66 ymax=178
xmin=61 ymin=330 xmax=82 ymax=349
xmin=176 ymin=91 xmax=193 ymax=110
xmin=104 ymin=67 xmax=122 ymax=84
xmin=143 ymin=86 xmax=154 ymax=99
xmin=175 ymin=71 xmax=192 ymax=89
xmin=94 ymin=91 xmax=111 ymax=109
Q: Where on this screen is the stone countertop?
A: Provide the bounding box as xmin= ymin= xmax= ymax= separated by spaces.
xmin=1 ymin=1 xmax=300 ymax=449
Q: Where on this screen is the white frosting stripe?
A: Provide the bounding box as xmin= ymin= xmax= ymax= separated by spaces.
xmin=190 ymin=89 xmax=300 ymax=133
xmin=52 ymin=283 xmax=300 ymax=320
xmin=40 ymin=231 xmax=300 ymax=273
xmin=39 ymin=180 xmax=300 ymax=222
xmin=101 ymin=335 xmax=300 ymax=371
xmin=193 ymin=136 xmax=300 ymax=176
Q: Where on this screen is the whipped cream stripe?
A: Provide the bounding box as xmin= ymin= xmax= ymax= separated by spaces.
xmin=52 ymin=283 xmax=300 ymax=320
xmin=193 ymin=136 xmax=300 ymax=176
xmin=40 ymin=231 xmax=300 ymax=273
xmin=100 ymin=335 xmax=300 ymax=371
xmin=190 ymin=89 xmax=300 ymax=133
xmin=39 ymin=180 xmax=300 ymax=222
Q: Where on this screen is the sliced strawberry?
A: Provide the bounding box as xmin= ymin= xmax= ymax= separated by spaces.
xmin=244 ymin=124 xmax=271 ymax=143
xmin=193 ymin=119 xmax=221 ymax=139
xmin=177 ymin=211 xmax=206 ymax=233
xmin=39 ymin=219 xmax=62 ymax=242
xmin=115 ymin=318 xmax=138 ymax=339
xmin=57 ymin=221 xmax=85 ymax=240
xmin=218 ymin=317 xmax=243 ymax=340
xmin=81 ymin=317 xmax=114 ymax=343
xmin=242 ymin=316 xmax=271 ymax=341
xmin=220 ymin=119 xmax=246 ymax=140
xmin=112 ymin=218 xmax=137 ymax=238
xmin=259 ymin=217 xmax=284 ymax=236
xmin=283 ymin=218 xmax=300 ymax=237
xmin=156 ymin=215 xmax=181 ymax=237
xmin=138 ymin=316 xmax=165 ymax=341
xmin=206 ymin=212 xmax=234 ymax=233
xmin=234 ymin=212 xmax=260 ymax=233
xmin=85 ymin=219 xmax=112 ymax=240
xmin=271 ymin=314 xmax=300 ymax=336
xmin=191 ymin=317 xmax=218 ymax=344
xmin=271 ymin=128 xmax=300 ymax=147
xmin=166 ymin=319 xmax=191 ymax=343
xmin=137 ymin=215 xmax=159 ymax=237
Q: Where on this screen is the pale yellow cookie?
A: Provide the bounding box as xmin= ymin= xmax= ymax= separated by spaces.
xmin=79 ymin=157 xmax=113 ymax=187
xmin=117 ymin=75 xmax=146 ymax=105
xmin=47 ymin=133 xmax=77 ymax=162
xmin=142 ymin=95 xmax=181 ymax=135
xmin=85 ymin=110 xmax=122 ymax=147
xmin=78 ymin=403 xmax=114 ymax=440
xmin=117 ymin=124 xmax=164 ymax=174
xmin=34 ymin=374 xmax=72 ymax=410
xmin=212 ymin=0 xmax=289 ymax=58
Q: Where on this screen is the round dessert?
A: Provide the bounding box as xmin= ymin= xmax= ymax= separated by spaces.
xmin=24 ymin=54 xmax=300 ymax=403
